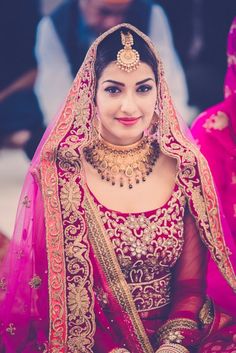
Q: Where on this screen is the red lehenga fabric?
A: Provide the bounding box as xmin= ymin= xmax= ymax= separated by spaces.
xmin=0 ymin=23 xmax=235 ymax=353
xmin=88 ymin=185 xmax=236 ymax=352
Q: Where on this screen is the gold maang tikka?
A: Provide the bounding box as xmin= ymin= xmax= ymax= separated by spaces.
xmin=83 ymin=136 xmax=160 ymax=189
xmin=116 ymin=31 xmax=140 ymax=72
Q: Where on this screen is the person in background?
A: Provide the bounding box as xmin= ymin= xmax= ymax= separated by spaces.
xmin=0 ymin=0 xmax=45 ymax=160
xmin=35 ymin=0 xmax=195 ymax=125
xmin=191 ymin=18 xmax=236 ymax=242
xmin=191 ymin=18 xmax=236 ymax=319
xmin=157 ymin=0 xmax=235 ymax=113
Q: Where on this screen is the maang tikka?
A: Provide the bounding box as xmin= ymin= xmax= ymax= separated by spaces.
xmin=116 ymin=31 xmax=140 ymax=72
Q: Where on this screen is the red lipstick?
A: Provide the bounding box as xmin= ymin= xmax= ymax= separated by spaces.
xmin=116 ymin=117 xmax=140 ymax=126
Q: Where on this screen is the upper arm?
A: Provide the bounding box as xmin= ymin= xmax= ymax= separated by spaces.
xmin=34 ymin=17 xmax=73 ymax=123
xmin=149 ymin=5 xmax=190 ymax=117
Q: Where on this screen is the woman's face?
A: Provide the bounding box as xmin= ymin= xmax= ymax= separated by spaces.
xmin=96 ymin=61 xmax=157 ymax=145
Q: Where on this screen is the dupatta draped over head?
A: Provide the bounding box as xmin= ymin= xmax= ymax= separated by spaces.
xmin=190 ymin=17 xmax=236 ymax=319
xmin=225 ymin=17 xmax=236 ymax=98
xmin=0 ymin=23 xmax=235 ymax=353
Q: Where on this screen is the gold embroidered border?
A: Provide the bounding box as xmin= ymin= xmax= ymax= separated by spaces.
xmin=196 ymin=151 xmax=236 ymax=290
xmin=40 ymin=32 xmax=97 ymax=351
xmin=40 ymin=70 xmax=95 ymax=352
xmin=84 ymin=189 xmax=154 ymax=353
xmin=41 ymin=146 xmax=67 ymax=352
xmin=58 ymin=174 xmax=95 ymax=353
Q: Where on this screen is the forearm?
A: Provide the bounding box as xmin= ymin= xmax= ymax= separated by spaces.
xmin=157 ymin=316 xmax=200 ymax=347
xmin=156 ymin=297 xmax=214 ymax=350
xmin=0 ymin=68 xmax=37 ymax=102
xmin=156 ymin=211 xmax=209 ymax=349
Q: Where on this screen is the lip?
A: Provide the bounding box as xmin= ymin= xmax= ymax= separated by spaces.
xmin=116 ymin=117 xmax=141 ymax=126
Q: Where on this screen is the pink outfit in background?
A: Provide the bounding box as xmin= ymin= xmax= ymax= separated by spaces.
xmin=191 ymin=18 xmax=236 ymax=321
xmin=191 ymin=18 xmax=236 ymax=240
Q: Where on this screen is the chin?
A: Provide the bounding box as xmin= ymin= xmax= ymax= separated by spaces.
xmin=116 ymin=131 xmax=144 ymax=145
xmin=100 ymin=124 xmax=145 ymax=145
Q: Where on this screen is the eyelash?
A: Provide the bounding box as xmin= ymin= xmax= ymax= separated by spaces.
xmin=137 ymin=85 xmax=153 ymax=93
xmin=104 ymin=86 xmax=121 ymax=94
xmin=104 ymin=85 xmax=153 ymax=94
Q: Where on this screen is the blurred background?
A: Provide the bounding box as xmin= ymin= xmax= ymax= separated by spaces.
xmin=0 ymin=0 xmax=235 ymax=239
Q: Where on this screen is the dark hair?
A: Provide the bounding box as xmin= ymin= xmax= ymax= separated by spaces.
xmin=94 ymin=27 xmax=158 ymax=82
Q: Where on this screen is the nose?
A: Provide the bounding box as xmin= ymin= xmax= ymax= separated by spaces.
xmin=120 ymin=93 xmax=138 ymax=116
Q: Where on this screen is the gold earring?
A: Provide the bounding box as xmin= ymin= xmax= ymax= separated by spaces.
xmin=149 ymin=115 xmax=159 ymax=137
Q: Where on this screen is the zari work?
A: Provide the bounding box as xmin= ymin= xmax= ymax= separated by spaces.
xmin=90 ymin=183 xmax=186 ymax=312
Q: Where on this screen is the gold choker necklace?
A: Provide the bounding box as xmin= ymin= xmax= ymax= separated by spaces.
xmin=83 ymin=136 xmax=160 ymax=189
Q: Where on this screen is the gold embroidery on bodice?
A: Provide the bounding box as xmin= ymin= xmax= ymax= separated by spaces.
xmin=92 ymin=184 xmax=186 ymax=312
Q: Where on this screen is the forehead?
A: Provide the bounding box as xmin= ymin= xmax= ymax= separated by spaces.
xmin=98 ymin=62 xmax=156 ymax=84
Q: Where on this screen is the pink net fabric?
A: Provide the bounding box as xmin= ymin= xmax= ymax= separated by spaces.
xmin=0 ymin=117 xmax=59 ymax=352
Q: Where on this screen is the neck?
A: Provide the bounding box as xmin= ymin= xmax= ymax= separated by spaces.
xmin=99 ymin=128 xmax=144 ymax=147
xmin=99 ymin=133 xmax=144 ymax=150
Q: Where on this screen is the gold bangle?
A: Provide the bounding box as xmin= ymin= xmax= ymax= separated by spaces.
xmin=109 ymin=349 xmax=130 ymax=353
xmin=156 ymin=343 xmax=190 ymax=353
xmin=157 ymin=318 xmax=198 ymax=344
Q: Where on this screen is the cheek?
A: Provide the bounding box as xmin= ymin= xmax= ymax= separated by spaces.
xmin=96 ymin=104 xmax=115 ymax=129
xmin=96 ymin=94 xmax=118 ymax=117
xmin=142 ymin=94 xmax=156 ymax=115
xmin=97 ymin=101 xmax=111 ymax=117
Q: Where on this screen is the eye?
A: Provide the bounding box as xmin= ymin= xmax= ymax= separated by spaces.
xmin=104 ymin=86 xmax=121 ymax=94
xmin=137 ymin=85 xmax=153 ymax=93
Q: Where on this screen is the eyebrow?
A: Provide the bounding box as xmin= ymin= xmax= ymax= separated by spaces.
xmin=102 ymin=78 xmax=154 ymax=86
